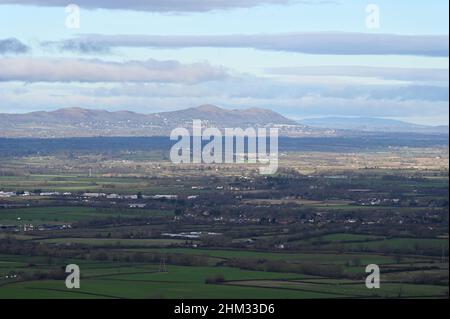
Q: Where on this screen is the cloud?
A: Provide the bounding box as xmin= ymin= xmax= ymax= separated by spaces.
xmin=53 ymin=33 xmax=449 ymax=57
xmin=0 ymin=57 xmax=228 ymax=83
xmin=57 ymin=41 xmax=110 ymax=54
xmin=12 ymin=72 xmax=445 ymax=104
xmin=90 ymin=82 xmax=449 ymax=103
xmin=318 ymin=85 xmax=449 ymax=102
xmin=279 ymin=97 xmax=449 ymax=120
xmin=266 ymin=66 xmax=450 ymax=82
xmin=0 ymin=38 xmax=30 ymax=54
xmin=0 ymin=0 xmax=331 ymax=12
xmin=139 ymin=81 xmax=450 ymax=102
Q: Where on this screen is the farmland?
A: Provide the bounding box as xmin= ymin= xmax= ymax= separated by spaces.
xmin=0 ymin=137 xmax=448 ymax=299
xmin=0 ymin=250 xmax=447 ymax=299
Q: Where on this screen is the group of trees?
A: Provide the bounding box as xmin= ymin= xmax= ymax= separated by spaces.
xmin=226 ymin=258 xmax=345 ymax=279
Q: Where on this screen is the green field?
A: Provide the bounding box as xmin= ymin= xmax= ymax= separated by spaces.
xmin=295 ymin=233 xmax=449 ymax=251
xmin=0 ymin=174 xmax=211 ymax=196
xmin=335 ymin=238 xmax=449 ymax=251
xmin=1 ymin=257 xmax=447 ymax=299
xmin=0 ymin=161 xmax=448 ymax=299
xmin=0 ymin=206 xmax=173 ymax=224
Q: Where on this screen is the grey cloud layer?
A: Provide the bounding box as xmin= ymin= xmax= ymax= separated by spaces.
xmin=267 ymin=66 xmax=450 ymax=82
xmin=63 ymin=74 xmax=449 ymax=103
xmin=54 ymin=33 xmax=449 ymax=57
xmin=0 ymin=0 xmax=305 ymax=11
xmin=0 ymin=38 xmax=30 ymax=54
xmin=0 ymin=58 xmax=227 ymax=83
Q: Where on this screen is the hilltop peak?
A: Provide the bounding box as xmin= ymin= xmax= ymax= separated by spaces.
xmin=193 ymin=104 xmax=225 ymax=112
xmin=241 ymin=107 xmax=277 ymax=114
xmin=54 ymin=107 xmax=95 ymax=113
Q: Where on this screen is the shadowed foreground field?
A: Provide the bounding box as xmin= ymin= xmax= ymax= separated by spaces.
xmin=0 ymin=254 xmax=448 ymax=299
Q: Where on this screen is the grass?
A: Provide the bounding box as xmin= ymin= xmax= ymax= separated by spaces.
xmin=0 ymin=206 xmax=173 ymax=224
xmin=307 ymin=233 xmax=384 ymax=243
xmin=1 ymin=262 xmax=447 ymax=299
xmin=0 ymin=173 xmax=209 ymax=195
xmin=0 ymin=263 xmax=322 ymax=299
xmin=326 ymin=238 xmax=449 ymax=251
xmin=226 ymin=279 xmax=448 ymax=299
xmin=0 ymin=278 xmax=338 ymax=299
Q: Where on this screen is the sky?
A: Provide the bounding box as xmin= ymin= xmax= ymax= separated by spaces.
xmin=0 ymin=0 xmax=448 ymax=125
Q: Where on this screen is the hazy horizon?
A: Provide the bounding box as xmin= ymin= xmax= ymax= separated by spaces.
xmin=0 ymin=104 xmax=448 ymax=127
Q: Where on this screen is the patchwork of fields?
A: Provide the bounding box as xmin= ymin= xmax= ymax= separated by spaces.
xmin=0 ymin=249 xmax=447 ymax=299
xmin=0 ymin=148 xmax=448 ymax=299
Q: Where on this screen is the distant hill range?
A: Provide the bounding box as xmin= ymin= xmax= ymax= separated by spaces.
xmin=1 ymin=106 xmax=446 ymax=138
xmin=0 ymin=105 xmax=328 ymax=138
xmin=300 ymin=117 xmax=449 ymax=134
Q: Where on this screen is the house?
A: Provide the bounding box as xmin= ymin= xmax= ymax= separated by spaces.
xmin=277 ymin=219 xmax=294 ymax=225
xmin=83 ymin=193 xmax=106 ymax=198
xmin=129 ymin=203 xmax=146 ymax=208
xmin=23 ymin=224 xmax=34 ymax=232
xmin=40 ymin=192 xmax=60 ymax=196
xmin=0 ymin=191 xmax=16 ymax=198
xmin=152 ymin=195 xmax=178 ymax=200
